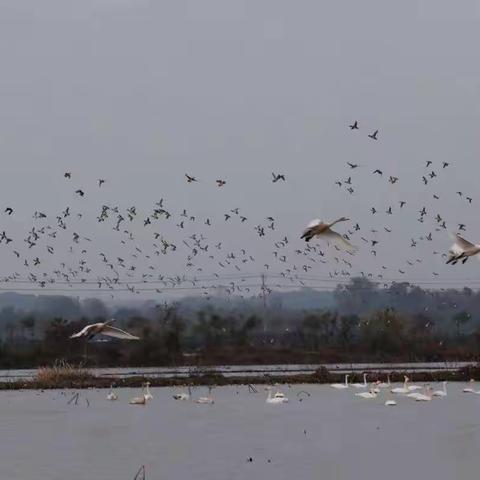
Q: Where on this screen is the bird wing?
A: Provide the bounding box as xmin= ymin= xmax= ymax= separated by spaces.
xmin=70 ymin=325 xmax=92 ymax=339
xmin=322 ymin=229 xmax=358 ymax=254
xmin=450 ymin=233 xmax=475 ymax=254
xmin=306 ymin=219 xmax=321 ymax=228
xmin=101 ymin=325 xmax=140 ymax=340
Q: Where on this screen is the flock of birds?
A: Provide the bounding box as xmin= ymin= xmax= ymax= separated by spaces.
xmin=329 ymin=373 xmax=480 ymax=405
xmin=0 ymin=120 xmax=477 ymax=305
xmin=92 ymin=375 xmax=480 ymax=408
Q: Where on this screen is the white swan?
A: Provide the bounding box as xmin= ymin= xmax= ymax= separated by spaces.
xmin=446 ymin=233 xmax=480 ymax=265
xmin=415 ymin=387 xmax=433 ymax=402
xmin=144 ymin=382 xmax=153 ymax=401
xmin=355 ymin=389 xmax=377 ymax=399
xmin=173 ymin=386 xmax=191 ymax=401
xmin=70 ymin=319 xmax=140 ymax=341
xmin=377 ymin=375 xmax=391 ymax=388
xmin=301 ymin=217 xmax=357 ymax=253
xmin=265 ymin=387 xmax=289 ymax=404
xmin=196 ymin=387 xmax=214 ymax=404
xmin=331 ymin=375 xmax=349 ymax=389
xmin=385 ymin=400 xmax=397 ymax=406
xmin=432 ymin=381 xmax=447 ymax=398
xmin=107 ymin=384 xmax=118 ymax=401
xmin=352 ymin=373 xmax=368 ymax=389
xmin=407 ymin=381 xmax=422 ymax=392
xmin=391 ymin=376 xmax=410 ymax=394
xmin=463 ymin=379 xmax=477 ymax=393
xmin=129 ymin=385 xmax=147 ymax=405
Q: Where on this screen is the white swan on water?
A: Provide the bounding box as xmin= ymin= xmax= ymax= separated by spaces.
xmin=391 ymin=376 xmax=410 ymax=394
xmin=432 ymin=381 xmax=447 ymax=398
xmin=463 ymin=379 xmax=477 ymax=393
xmin=196 ymin=387 xmax=214 ymax=404
xmin=352 ymin=374 xmax=368 ymax=389
xmin=377 ymin=375 xmax=391 ymax=388
xmin=107 ymin=384 xmax=118 ymax=401
xmin=355 ymin=389 xmax=377 ymax=399
xmin=415 ymin=387 xmax=433 ymax=402
xmin=129 ymin=384 xmax=148 ymax=405
xmin=265 ymin=386 xmax=289 ymax=404
xmin=144 ymin=382 xmax=153 ymax=401
xmin=331 ymin=375 xmax=349 ymax=389
xmin=173 ymin=386 xmax=191 ymax=401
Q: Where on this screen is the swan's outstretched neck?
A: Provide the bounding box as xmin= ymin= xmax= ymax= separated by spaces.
xmin=329 ymin=217 xmax=349 ymax=227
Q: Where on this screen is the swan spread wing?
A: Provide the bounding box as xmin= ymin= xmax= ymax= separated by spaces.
xmin=70 ymin=325 xmax=92 ymax=338
xmin=322 ymin=230 xmax=358 ymax=253
xmin=306 ymin=219 xmax=321 ymax=228
xmin=452 ymin=233 xmax=475 ymax=252
xmin=101 ymin=325 xmax=140 ymax=340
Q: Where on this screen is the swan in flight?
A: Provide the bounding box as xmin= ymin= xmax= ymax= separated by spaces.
xmin=144 ymin=382 xmax=153 ymax=401
xmin=432 ymin=381 xmax=447 ymax=398
xmin=70 ymin=319 xmax=140 ymax=341
xmin=391 ymin=376 xmax=410 ymax=394
xmin=355 ymin=389 xmax=377 ymax=399
xmin=196 ymin=387 xmax=214 ymax=404
xmin=301 ymin=217 xmax=357 ymax=253
xmin=331 ymin=375 xmax=349 ymax=389
xmin=351 ymin=373 xmax=368 ymax=389
xmin=265 ymin=387 xmax=289 ymax=404
xmin=107 ymin=384 xmax=118 ymax=401
xmin=446 ymin=233 xmax=480 ymax=265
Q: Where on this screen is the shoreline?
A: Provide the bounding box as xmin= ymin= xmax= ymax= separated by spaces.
xmin=1 ymin=365 xmax=478 ymax=390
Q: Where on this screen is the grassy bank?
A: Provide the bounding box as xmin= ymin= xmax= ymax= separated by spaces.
xmin=1 ymin=365 xmax=479 ymax=390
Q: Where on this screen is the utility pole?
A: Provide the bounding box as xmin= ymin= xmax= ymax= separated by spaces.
xmin=261 ymin=273 xmax=268 ymax=333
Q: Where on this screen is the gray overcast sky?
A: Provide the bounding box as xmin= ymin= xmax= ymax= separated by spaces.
xmin=0 ymin=0 xmax=479 ymax=297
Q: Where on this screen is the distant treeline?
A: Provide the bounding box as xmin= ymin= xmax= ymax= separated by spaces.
xmin=1 ymin=277 xmax=480 ymax=367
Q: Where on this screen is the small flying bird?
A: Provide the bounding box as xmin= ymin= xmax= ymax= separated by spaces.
xmin=388 ymin=176 xmax=399 ymax=184
xmin=442 ymin=162 xmax=449 ymax=168
xmin=347 ymin=162 xmax=359 ymax=169
xmin=4 ymin=207 xmax=13 ymax=215
xmin=64 ymin=172 xmax=71 ymax=179
xmin=373 ymin=169 xmax=382 ymax=176
xmin=425 ymin=161 xmax=432 ymax=168
xmin=70 ymin=320 xmax=140 ymax=341
xmin=349 ymin=121 xmax=359 ymax=130
xmin=368 ymin=130 xmax=379 ymax=140
xmin=399 ymin=201 xmax=406 ymax=208
xmin=272 ymin=173 xmax=286 ymax=183
xmin=75 ymin=189 xmax=85 ymax=197
xmin=98 ymin=179 xmax=106 ymax=187
xmin=216 ymin=179 xmax=226 ymax=187
xmin=185 ymin=174 xmax=197 ymax=183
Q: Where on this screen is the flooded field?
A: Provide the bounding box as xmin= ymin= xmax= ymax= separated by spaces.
xmin=1 ymin=383 xmax=480 ymax=480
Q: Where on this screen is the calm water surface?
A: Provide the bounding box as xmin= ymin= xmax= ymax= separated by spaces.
xmin=1 ymin=383 xmax=479 ymax=480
